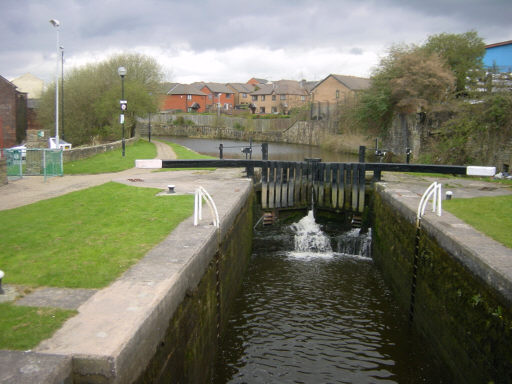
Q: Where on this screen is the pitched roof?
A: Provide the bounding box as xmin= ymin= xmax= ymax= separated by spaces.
xmin=250 ymin=83 xmax=274 ymax=95
xmin=250 ymin=80 xmax=310 ymax=96
xmin=227 ymin=83 xmax=255 ymax=93
xmin=167 ymin=84 xmax=207 ymax=96
xmin=486 ymin=40 xmax=512 ymax=49
xmin=200 ymin=82 xmax=234 ymax=94
xmin=313 ymin=74 xmax=370 ymax=91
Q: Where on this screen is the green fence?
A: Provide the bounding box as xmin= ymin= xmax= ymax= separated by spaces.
xmin=4 ymin=149 xmax=63 ymax=181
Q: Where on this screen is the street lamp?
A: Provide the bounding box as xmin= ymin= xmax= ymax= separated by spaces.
xmin=60 ymin=45 xmax=64 ymax=141
xmin=49 ymin=19 xmax=60 ymax=148
xmin=118 ymin=66 xmax=127 ymax=157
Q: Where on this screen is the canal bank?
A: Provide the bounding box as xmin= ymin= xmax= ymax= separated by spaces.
xmin=372 ymin=174 xmax=512 ymax=383
xmin=2 ymin=170 xmax=512 ymax=383
xmin=0 ymin=169 xmax=253 ymax=384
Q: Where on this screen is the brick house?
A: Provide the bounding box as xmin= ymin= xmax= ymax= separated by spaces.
xmin=197 ymin=83 xmax=235 ymax=113
xmin=311 ymin=74 xmax=370 ymax=104
xmin=247 ymin=78 xmax=268 ymax=86
xmin=161 ymin=84 xmax=207 ymax=113
xmin=0 ymin=75 xmax=27 ymax=149
xmin=250 ymin=80 xmax=310 ymax=114
xmin=226 ymin=83 xmax=255 ymax=107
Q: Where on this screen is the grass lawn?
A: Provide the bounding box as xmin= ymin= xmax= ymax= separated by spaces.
xmin=443 ymin=195 xmax=512 ymax=249
xmin=64 ymin=139 xmax=156 ymax=174
xmin=0 ymin=182 xmax=193 ymax=288
xmin=0 ymin=303 xmax=76 ymax=350
xmin=159 ymin=140 xmax=216 ymax=171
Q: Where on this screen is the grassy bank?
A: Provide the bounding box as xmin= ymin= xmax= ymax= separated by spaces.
xmin=0 ymin=183 xmax=193 ymax=288
xmin=444 ymin=195 xmax=512 ymax=249
xmin=64 ymin=139 xmax=156 ymax=174
xmin=0 ymin=182 xmax=194 ymax=349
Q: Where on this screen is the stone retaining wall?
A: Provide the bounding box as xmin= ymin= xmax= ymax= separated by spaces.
xmin=62 ymin=137 xmax=138 ymax=162
xmin=372 ymin=185 xmax=512 ymax=383
xmin=138 ymin=121 xmax=330 ymax=146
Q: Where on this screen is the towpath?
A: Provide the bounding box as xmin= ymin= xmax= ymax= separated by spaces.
xmin=0 ymin=139 xmax=177 ymax=211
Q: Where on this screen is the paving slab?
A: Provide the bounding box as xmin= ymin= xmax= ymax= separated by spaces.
xmin=15 ymin=288 xmax=98 ymax=310
xmin=0 ymin=350 xmax=72 ymax=384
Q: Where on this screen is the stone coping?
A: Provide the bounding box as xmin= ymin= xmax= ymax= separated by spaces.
xmin=375 ymin=178 xmax=512 ymax=305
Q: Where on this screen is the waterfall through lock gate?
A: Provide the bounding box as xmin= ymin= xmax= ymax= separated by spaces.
xmin=288 ymin=210 xmax=372 ymax=260
xmin=213 ymin=210 xmax=451 ymax=383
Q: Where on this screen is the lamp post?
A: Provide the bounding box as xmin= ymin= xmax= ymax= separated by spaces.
xmin=49 ymin=19 xmax=60 ymax=148
xmin=60 ymin=45 xmax=64 ymax=141
xmin=118 ymin=66 xmax=127 ymax=157
xmin=148 ymin=92 xmax=152 ymax=143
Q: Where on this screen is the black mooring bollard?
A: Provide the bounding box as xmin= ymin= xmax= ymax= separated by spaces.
xmin=359 ymin=146 xmax=366 ymax=163
xmin=261 ymin=143 xmax=268 ymax=160
xmin=219 ymin=143 xmax=223 ymax=159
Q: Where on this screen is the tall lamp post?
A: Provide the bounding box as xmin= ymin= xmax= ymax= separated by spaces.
xmin=118 ymin=66 xmax=127 ymax=157
xmin=60 ymin=46 xmax=64 ymax=140
xmin=49 ymin=19 xmax=60 ymax=148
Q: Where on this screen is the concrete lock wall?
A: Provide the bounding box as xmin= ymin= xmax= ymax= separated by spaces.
xmin=134 ymin=191 xmax=254 ymax=384
xmin=372 ymin=186 xmax=512 ymax=383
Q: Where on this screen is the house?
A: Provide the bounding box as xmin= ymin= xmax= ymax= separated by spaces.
xmin=11 ymin=73 xmax=45 ymax=99
xmin=311 ymin=74 xmax=370 ymax=104
xmin=0 ymin=75 xmax=27 ymax=148
xmin=197 ymin=83 xmax=235 ymax=113
xmin=226 ymin=83 xmax=255 ymax=107
xmin=250 ymin=80 xmax=310 ymax=114
xmin=161 ymin=84 xmax=208 ymax=113
xmin=484 ymin=40 xmax=512 ymax=73
xmin=247 ymin=78 xmax=268 ymax=86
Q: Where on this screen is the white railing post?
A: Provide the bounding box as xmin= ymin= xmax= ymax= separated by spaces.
xmin=417 ymin=181 xmax=442 ymax=227
xmin=194 ymin=186 xmax=219 ymax=228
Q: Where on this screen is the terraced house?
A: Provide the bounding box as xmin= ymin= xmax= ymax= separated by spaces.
xmin=161 ymin=83 xmax=207 ymax=113
xmin=250 ymin=80 xmax=311 ymax=114
xmin=193 ymin=82 xmax=235 ymax=112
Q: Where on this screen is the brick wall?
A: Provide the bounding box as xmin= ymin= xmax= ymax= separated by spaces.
xmin=0 ymin=78 xmax=17 ymax=148
xmin=0 ymin=158 xmax=6 ymax=186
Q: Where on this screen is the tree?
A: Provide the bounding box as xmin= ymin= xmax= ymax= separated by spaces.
xmin=352 ymin=45 xmax=455 ymax=133
xmin=423 ymin=31 xmax=486 ymax=95
xmin=38 ymin=53 xmax=163 ymax=145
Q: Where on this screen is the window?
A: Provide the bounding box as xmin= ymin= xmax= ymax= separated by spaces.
xmin=252 ymin=95 xmax=258 ymax=101
xmin=261 ymin=95 xmax=266 ymax=101
xmin=271 ymin=107 xmax=278 ymax=113
xmin=208 ymin=94 xmax=213 ymax=100
xmin=280 ymin=94 xmax=286 ymax=100
xmin=260 ymin=107 xmax=266 ymax=113
xmin=226 ymin=93 xmax=231 ymax=99
xmin=272 ymin=94 xmax=276 ymax=101
xmin=187 ymin=107 xmax=192 ymax=112
xmin=301 ymin=95 xmax=306 ymax=101
xmin=187 ymin=94 xmax=192 ymax=100
xmin=242 ymin=93 xmax=247 ymax=98
xmin=336 ymin=90 xmax=340 ymax=99
xmin=224 ymin=103 xmax=230 ymax=110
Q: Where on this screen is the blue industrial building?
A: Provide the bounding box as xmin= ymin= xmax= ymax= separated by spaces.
xmin=484 ymin=40 xmax=512 ymax=72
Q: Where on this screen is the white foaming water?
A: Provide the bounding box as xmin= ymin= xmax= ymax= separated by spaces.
xmin=336 ymin=228 xmax=372 ymax=260
xmin=289 ymin=210 xmax=333 ymax=259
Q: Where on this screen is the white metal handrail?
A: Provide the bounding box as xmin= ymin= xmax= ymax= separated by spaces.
xmin=416 ymin=181 xmax=442 ymax=227
xmin=194 ymin=186 xmax=220 ymax=228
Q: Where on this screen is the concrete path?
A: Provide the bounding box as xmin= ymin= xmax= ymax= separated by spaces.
xmin=0 ymin=139 xmax=177 ymax=211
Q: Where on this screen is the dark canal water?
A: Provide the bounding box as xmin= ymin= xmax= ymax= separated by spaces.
xmin=160 ymin=137 xmax=451 ymax=382
xmin=212 ymin=213 xmax=451 ymax=383
xmin=159 ymin=136 xmax=360 ymax=162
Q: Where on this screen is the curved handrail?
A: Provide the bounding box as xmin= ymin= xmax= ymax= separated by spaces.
xmin=416 ymin=182 xmax=442 ymax=227
xmin=194 ymin=186 xmax=220 ymax=228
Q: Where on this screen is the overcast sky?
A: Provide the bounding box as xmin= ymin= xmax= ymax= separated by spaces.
xmin=2 ymin=0 xmax=511 ymax=85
